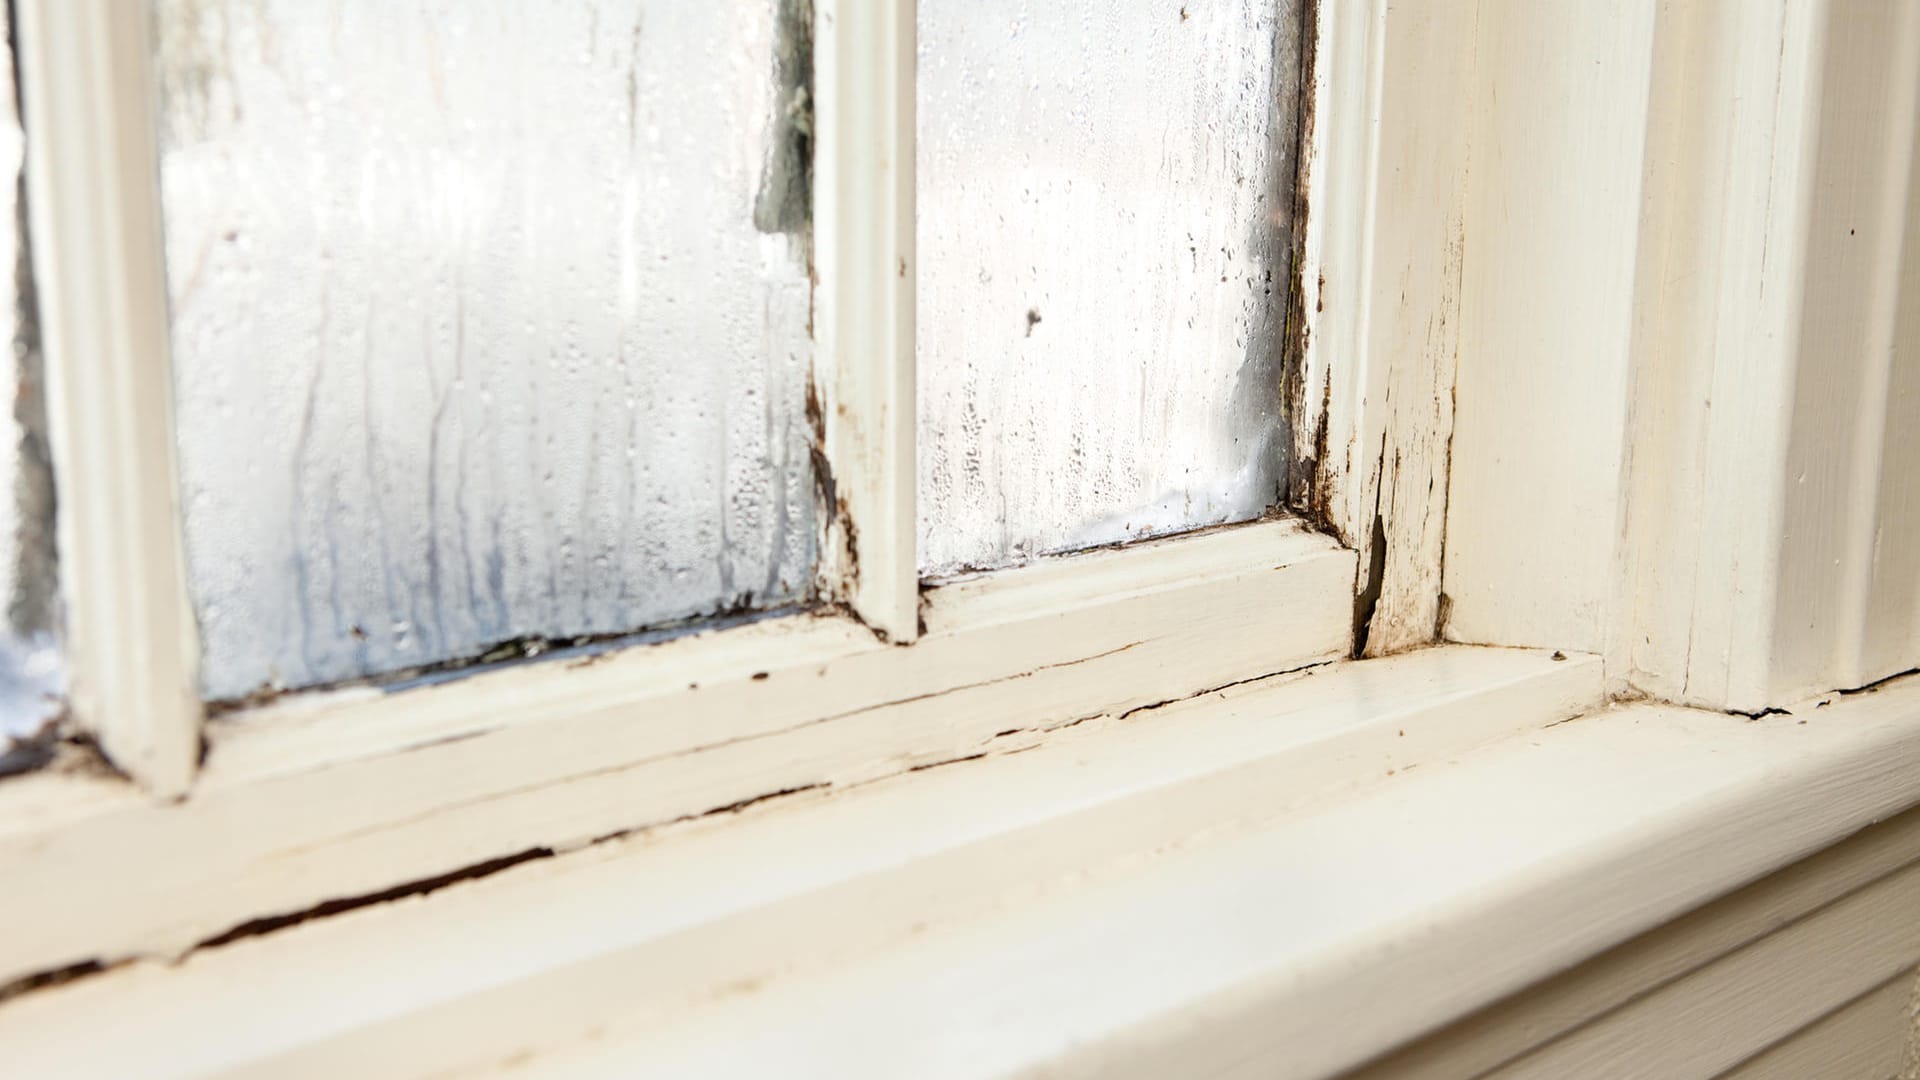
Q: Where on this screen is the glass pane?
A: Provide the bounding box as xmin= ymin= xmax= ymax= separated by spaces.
xmin=0 ymin=2 xmax=61 ymax=760
xmin=155 ymin=0 xmax=816 ymax=701
xmin=916 ymin=0 xmax=1305 ymax=576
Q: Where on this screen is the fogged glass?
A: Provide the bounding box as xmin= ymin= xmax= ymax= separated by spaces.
xmin=155 ymin=1 xmax=816 ymax=700
xmin=917 ymin=0 xmax=1305 ymax=576
xmin=0 ymin=6 xmax=60 ymax=756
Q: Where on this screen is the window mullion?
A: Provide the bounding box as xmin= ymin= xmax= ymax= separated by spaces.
xmin=17 ymin=0 xmax=202 ymax=796
xmin=812 ymin=0 xmax=919 ymax=642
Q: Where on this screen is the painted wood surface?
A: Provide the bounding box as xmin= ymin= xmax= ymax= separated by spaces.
xmin=1440 ymin=0 xmax=1656 ymax=655
xmin=1349 ymin=801 xmax=1920 ymax=1079
xmin=1484 ymin=859 xmax=1920 ymax=1078
xmin=8 ymin=657 xmax=1920 ymax=1079
xmin=1719 ymin=976 xmax=1911 ymax=1080
xmin=1297 ymin=0 xmax=1466 ymax=656
xmin=0 ymin=646 xmax=1601 ymax=1078
xmin=14 ymin=0 xmax=202 ymax=796
xmin=1438 ymin=0 xmax=1920 ymax=711
xmin=0 ymin=521 xmax=1351 ymax=988
xmin=491 ymin=674 xmax=1920 ymax=1080
xmin=810 ymin=0 xmax=920 ymax=641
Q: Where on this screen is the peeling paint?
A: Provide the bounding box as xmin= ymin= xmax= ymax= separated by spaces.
xmin=0 ymin=647 xmax=1337 ymax=1005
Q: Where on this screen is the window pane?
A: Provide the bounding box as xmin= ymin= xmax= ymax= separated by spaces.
xmin=156 ymin=0 xmax=816 ymax=700
xmin=916 ymin=0 xmax=1305 ymax=576
xmin=0 ymin=2 xmax=60 ymax=757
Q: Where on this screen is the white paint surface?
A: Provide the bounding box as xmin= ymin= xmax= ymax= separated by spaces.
xmin=0 ymin=521 xmax=1353 ymax=986
xmin=1441 ymin=0 xmax=1655 ymax=654
xmin=8 ymin=659 xmax=1920 ymax=1080
xmin=1434 ymin=0 xmax=1920 ymax=710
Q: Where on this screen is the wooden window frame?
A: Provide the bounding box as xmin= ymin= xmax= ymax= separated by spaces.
xmin=6 ymin=0 xmax=1920 ymax=1074
xmin=0 ymin=0 xmax=1412 ymax=985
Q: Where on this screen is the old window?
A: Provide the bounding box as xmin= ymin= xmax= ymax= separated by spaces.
xmin=0 ymin=0 xmax=1324 ymax=813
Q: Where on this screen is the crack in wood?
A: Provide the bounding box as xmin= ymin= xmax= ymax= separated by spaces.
xmin=0 ymin=650 xmax=1345 ymax=1008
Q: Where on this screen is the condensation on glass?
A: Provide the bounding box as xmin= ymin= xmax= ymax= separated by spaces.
xmin=154 ymin=0 xmax=816 ymax=701
xmin=0 ymin=3 xmax=62 ymax=757
xmin=916 ymin=0 xmax=1306 ymax=576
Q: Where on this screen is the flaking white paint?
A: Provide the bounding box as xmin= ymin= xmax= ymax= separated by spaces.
xmin=1296 ymin=0 xmax=1465 ymax=655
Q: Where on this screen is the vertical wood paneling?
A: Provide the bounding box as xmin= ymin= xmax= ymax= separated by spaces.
xmin=1439 ymin=0 xmax=1920 ymax=711
xmin=1622 ymin=0 xmax=1826 ymax=711
xmin=1858 ymin=59 xmax=1920 ymax=688
xmin=1439 ymin=0 xmax=1658 ymax=656
xmin=1771 ymin=0 xmax=1920 ymax=699
xmin=1718 ymin=976 xmax=1912 ymax=1080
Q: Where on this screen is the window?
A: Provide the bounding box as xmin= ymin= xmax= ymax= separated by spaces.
xmin=2 ymin=0 xmax=1326 ymax=785
xmin=6 ymin=1 xmax=1920 ymax=1075
xmin=0 ymin=0 xmax=1358 ymax=1006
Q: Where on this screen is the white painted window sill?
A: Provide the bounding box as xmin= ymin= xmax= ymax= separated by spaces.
xmin=5 ymin=647 xmax=1919 ymax=1079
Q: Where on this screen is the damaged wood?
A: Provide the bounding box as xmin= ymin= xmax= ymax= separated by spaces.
xmin=0 ymin=640 xmax=1350 ymax=1010
xmin=0 ymin=521 xmax=1353 ymax=990
xmin=807 ymin=0 xmax=918 ymax=643
xmin=1291 ymin=0 xmax=1473 ymax=658
xmin=0 ymin=958 xmax=111 ymax=1008
xmin=192 ymin=847 xmax=557 ymax=952
xmin=1280 ymin=0 xmax=1324 ymax=520
xmin=0 ymin=647 xmax=1603 ymax=1078
xmin=0 ymin=645 xmax=1593 ymax=1041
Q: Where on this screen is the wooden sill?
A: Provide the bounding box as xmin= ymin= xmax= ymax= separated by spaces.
xmin=0 ymin=520 xmax=1354 ymax=986
xmin=4 ymin=650 xmax=1918 ymax=1078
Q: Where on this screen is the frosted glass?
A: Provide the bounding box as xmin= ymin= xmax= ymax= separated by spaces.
xmin=156 ymin=0 xmax=816 ymax=701
xmin=917 ymin=0 xmax=1305 ymax=576
xmin=0 ymin=2 xmax=60 ymax=757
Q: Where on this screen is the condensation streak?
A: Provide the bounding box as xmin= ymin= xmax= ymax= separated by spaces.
xmin=916 ymin=0 xmax=1304 ymax=576
xmin=155 ymin=1 xmax=816 ymax=700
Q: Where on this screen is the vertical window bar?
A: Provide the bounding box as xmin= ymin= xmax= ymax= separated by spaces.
xmin=16 ymin=0 xmax=201 ymax=796
xmin=813 ymin=0 xmax=919 ymax=641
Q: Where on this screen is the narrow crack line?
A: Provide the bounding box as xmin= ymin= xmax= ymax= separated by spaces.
xmin=0 ymin=650 xmax=1327 ymax=1007
xmin=1117 ymin=658 xmax=1334 ymax=723
xmin=193 ymin=847 xmax=557 ymax=952
xmin=0 ymin=958 xmax=120 ymax=1008
xmin=0 ymin=848 xmax=561 ymax=1006
xmin=905 ymin=752 xmax=987 ymax=775
xmin=289 ymin=639 xmax=1161 ymax=856
xmin=13 ymin=781 xmax=845 ymax=1000
xmin=1838 ymin=666 xmax=1920 ymax=697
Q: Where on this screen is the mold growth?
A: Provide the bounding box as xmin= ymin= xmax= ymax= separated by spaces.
xmin=754 ymin=0 xmax=814 ymax=240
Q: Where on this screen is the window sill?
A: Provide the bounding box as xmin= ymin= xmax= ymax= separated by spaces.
xmin=0 ymin=519 xmax=1353 ymax=986
xmin=6 ymin=649 xmax=1920 ymax=1079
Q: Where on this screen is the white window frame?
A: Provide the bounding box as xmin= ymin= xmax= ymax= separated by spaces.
xmin=0 ymin=0 xmax=1405 ymax=983
xmin=7 ymin=0 xmax=1920 ymax=1073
